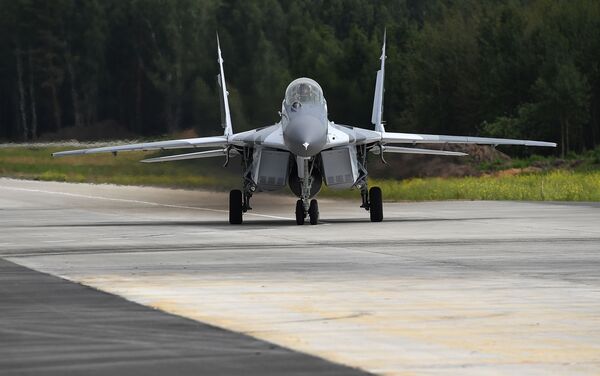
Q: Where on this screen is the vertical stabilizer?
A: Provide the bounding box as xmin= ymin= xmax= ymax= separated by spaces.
xmin=371 ymin=29 xmax=386 ymax=133
xmin=216 ymin=33 xmax=233 ymax=137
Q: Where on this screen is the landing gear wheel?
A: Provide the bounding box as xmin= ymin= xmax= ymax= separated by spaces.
xmin=229 ymin=189 xmax=243 ymax=224
xmin=295 ymin=200 xmax=305 ymax=225
xmin=308 ymin=199 xmax=319 ymax=225
xmin=369 ymin=187 xmax=383 ymax=222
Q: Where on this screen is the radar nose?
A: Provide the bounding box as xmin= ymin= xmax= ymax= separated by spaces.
xmin=283 ymin=115 xmax=327 ymax=157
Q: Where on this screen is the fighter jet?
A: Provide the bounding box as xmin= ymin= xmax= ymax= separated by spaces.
xmin=54 ymin=33 xmax=556 ymax=225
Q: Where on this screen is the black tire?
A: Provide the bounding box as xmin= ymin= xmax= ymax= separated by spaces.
xmin=229 ymin=190 xmax=243 ymax=224
xmin=369 ymin=187 xmax=383 ymax=222
xmin=308 ymin=199 xmax=319 ymax=225
xmin=295 ymin=200 xmax=305 ymax=225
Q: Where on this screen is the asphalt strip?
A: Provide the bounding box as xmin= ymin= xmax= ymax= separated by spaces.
xmin=0 ymin=258 xmax=370 ymax=376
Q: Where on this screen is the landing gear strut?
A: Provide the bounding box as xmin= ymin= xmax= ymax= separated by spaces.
xmin=295 ymin=157 xmax=319 ymax=225
xmin=229 ymin=147 xmax=256 ymax=225
xmin=357 ymin=145 xmax=383 ymax=222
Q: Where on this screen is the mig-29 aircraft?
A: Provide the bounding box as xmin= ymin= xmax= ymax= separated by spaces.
xmin=54 ymin=33 xmax=556 ymax=225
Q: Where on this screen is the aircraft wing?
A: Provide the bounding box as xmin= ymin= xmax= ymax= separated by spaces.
xmin=381 ymin=132 xmax=556 ymax=147
xmin=377 ymin=146 xmax=467 ymax=156
xmin=52 ymin=136 xmax=229 ymax=157
xmin=140 ymin=148 xmax=236 ymax=163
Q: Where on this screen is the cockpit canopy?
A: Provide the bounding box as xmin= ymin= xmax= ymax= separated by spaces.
xmin=285 ymin=78 xmax=324 ymax=106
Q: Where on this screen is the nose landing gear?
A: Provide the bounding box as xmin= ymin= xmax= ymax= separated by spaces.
xmin=308 ymin=199 xmax=319 ymax=225
xmin=294 ymin=157 xmax=320 ymax=225
xmin=295 ymin=198 xmax=319 ymax=225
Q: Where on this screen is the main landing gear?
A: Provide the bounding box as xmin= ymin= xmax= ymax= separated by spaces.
xmin=232 ymin=185 xmax=382 ymax=225
xmin=361 ymin=186 xmax=383 ymax=222
xmin=294 ymin=157 xmax=319 ymax=225
xmin=229 ymin=187 xmax=254 ymax=224
xmin=369 ymin=187 xmax=383 ymax=222
xmin=355 ymin=145 xmax=383 ymax=222
xmin=296 ymin=198 xmax=319 ymax=225
xmin=229 ymin=189 xmax=243 ymax=224
xmin=232 ymin=187 xmax=381 ymax=225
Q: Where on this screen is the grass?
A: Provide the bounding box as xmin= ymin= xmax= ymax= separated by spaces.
xmin=1 ymin=144 xmax=599 ymax=201
xmin=324 ymin=170 xmax=600 ymax=201
xmin=478 ymin=147 xmax=600 ymax=173
xmin=0 ymin=145 xmax=239 ymax=190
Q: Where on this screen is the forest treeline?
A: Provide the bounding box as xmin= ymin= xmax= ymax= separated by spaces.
xmin=1 ymin=0 xmax=599 ymax=156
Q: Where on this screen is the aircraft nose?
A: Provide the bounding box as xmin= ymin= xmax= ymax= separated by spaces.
xmin=284 ymin=115 xmax=327 ymax=157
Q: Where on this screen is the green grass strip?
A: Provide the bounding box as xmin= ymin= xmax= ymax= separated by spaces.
xmin=1 ymin=146 xmax=599 ymax=201
xmin=324 ymin=170 xmax=600 ymax=201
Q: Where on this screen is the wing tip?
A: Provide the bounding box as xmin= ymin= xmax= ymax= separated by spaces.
xmin=527 ymin=141 xmax=557 ymax=147
xmin=52 ymin=150 xmax=81 ymax=157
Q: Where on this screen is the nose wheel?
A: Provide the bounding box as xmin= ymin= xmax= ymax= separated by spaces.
xmin=295 ymin=199 xmax=319 ymax=225
xmin=295 ymin=200 xmax=305 ymax=225
xmin=308 ymin=199 xmax=319 ymax=225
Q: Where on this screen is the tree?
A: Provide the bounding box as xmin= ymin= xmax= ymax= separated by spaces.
xmin=0 ymin=0 xmax=598 ymax=152
xmin=402 ymin=1 xmax=482 ymax=135
xmin=533 ymin=60 xmax=590 ymax=157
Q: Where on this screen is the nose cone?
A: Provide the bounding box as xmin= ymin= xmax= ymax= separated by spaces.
xmin=283 ymin=115 xmax=327 ymax=157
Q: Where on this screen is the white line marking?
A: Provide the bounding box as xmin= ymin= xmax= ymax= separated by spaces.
xmin=43 ymin=240 xmax=76 ymax=243
xmin=0 ymin=185 xmax=293 ymax=221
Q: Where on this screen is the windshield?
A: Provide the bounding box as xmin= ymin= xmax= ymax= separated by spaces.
xmin=285 ymin=78 xmax=323 ymax=106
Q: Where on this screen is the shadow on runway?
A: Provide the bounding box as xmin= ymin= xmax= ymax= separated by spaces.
xmin=30 ymin=216 xmax=504 ymax=228
xmin=322 ymin=217 xmax=502 ymax=224
xmin=33 ymin=220 xmax=295 ymax=228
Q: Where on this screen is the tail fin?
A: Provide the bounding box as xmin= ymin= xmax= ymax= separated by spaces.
xmin=371 ymin=29 xmax=386 ymax=133
xmin=216 ymin=33 xmax=233 ymax=137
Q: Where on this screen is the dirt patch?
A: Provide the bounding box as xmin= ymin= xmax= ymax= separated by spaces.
xmin=487 ymin=167 xmax=543 ymax=177
xmin=370 ymin=144 xmax=510 ymax=179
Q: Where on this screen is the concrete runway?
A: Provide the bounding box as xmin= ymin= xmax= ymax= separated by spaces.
xmin=1 ymin=178 xmax=600 ymax=375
